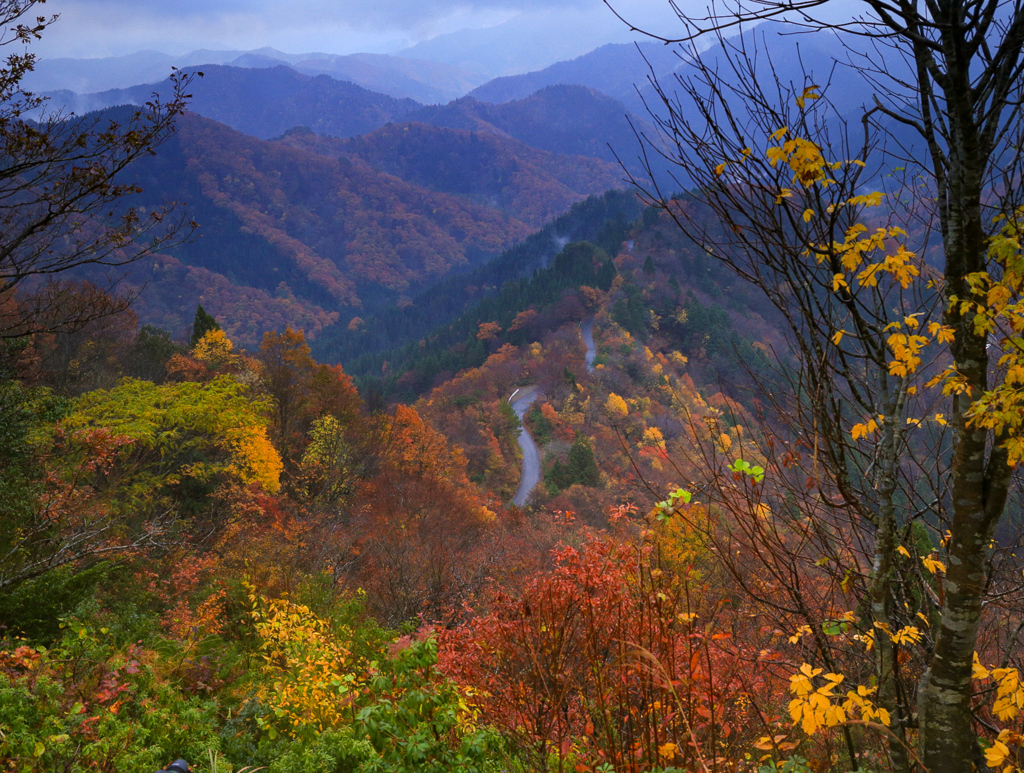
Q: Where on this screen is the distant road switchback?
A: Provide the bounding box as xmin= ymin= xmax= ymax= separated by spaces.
xmin=581 ymin=317 xmax=596 ymax=373
xmin=509 ymin=385 xmax=541 ymax=506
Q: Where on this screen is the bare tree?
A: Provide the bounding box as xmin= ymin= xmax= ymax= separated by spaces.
xmin=609 ymin=1 xmax=1024 ymax=770
xmin=0 ymin=0 xmax=197 ymax=339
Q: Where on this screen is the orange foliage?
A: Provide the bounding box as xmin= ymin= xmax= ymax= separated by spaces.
xmin=439 ymin=536 xmax=784 ymax=773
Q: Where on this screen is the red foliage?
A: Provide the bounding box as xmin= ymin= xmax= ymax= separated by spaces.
xmin=438 ymin=536 xmax=784 ymax=773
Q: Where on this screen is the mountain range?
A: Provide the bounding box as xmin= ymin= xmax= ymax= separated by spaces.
xmin=48 ymin=21 xmax=904 ymax=353
xmin=101 ymin=103 xmax=630 ymax=345
xmin=278 ymin=122 xmax=624 ymax=228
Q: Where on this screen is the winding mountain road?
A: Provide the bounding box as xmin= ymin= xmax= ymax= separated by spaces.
xmin=510 ymin=385 xmax=542 ymax=506
xmin=508 ymin=319 xmax=597 ymax=506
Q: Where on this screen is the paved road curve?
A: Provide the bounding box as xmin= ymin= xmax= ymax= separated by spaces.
xmin=581 ymin=317 xmax=596 ymax=373
xmin=509 ymin=320 xmax=595 ymax=506
xmin=510 ymin=385 xmax=541 ymax=506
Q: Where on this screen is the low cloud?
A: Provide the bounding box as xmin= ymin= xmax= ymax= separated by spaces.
xmin=30 ymin=0 xmax=689 ymax=59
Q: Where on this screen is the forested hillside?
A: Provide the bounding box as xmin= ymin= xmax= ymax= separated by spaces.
xmin=278 ymin=122 xmax=625 ymax=227
xmin=5 ymin=3 xmax=1024 ymax=773
xmin=111 ymin=110 xmax=533 ymax=342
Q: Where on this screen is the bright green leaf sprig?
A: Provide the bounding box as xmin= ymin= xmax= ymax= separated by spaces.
xmin=729 ymin=458 xmax=765 ymax=483
xmin=655 ymin=487 xmax=692 ymax=522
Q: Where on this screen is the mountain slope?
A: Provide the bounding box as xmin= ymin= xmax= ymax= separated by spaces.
xmin=22 ymin=48 xmax=244 ymax=93
xmin=407 ymin=86 xmax=652 ymax=173
xmin=49 ymin=65 xmax=422 ymax=140
xmin=287 ymin=53 xmax=488 ymax=104
xmin=114 ymin=111 xmax=531 ymax=343
xmin=278 ymin=122 xmax=625 ymax=227
xmin=468 ymin=41 xmax=683 ymax=111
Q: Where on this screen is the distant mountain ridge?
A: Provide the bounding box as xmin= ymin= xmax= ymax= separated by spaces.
xmin=396 ymin=8 xmax=668 ymax=77
xmin=278 ymin=122 xmax=625 ymax=227
xmin=467 ymin=41 xmax=684 ymax=113
xmin=47 ymin=67 xmax=653 ymax=178
xmin=407 ymin=85 xmax=652 ymax=173
xmin=49 ymin=65 xmax=422 ymax=140
xmin=25 ymin=47 xmax=488 ymax=104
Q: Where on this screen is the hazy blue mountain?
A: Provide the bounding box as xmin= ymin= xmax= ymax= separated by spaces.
xmin=398 ymin=10 xmax=651 ymax=77
xmin=636 ymin=23 xmax=892 ymax=130
xmin=468 ymin=41 xmax=684 ymax=113
xmin=47 ymin=65 xmax=422 ymax=140
xmin=23 ymin=49 xmax=247 ymax=93
xmin=407 ymin=85 xmax=653 ymax=174
xmin=26 ymin=46 xmax=486 ymax=105
xmin=286 ymin=53 xmax=487 ymax=104
xmin=220 ymin=49 xmax=486 ymax=103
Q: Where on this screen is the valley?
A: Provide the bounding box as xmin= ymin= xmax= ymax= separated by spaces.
xmin=2 ymin=8 xmax=1021 ymax=773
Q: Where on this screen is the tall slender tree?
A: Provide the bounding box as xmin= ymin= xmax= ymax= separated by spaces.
xmin=609 ymin=1 xmax=1024 ymax=770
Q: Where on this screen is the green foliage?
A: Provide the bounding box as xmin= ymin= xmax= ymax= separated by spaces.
xmin=757 ymin=757 xmax=814 ymax=773
xmin=125 ymin=325 xmax=182 ymax=383
xmin=657 ymin=290 xmax=772 ymax=389
xmin=190 ymin=304 xmax=221 ymax=348
xmin=611 ymin=282 xmax=649 ymax=338
xmin=546 ymin=435 xmax=599 ymax=494
xmin=358 ymin=639 xmax=499 ymax=773
xmin=268 ymin=729 xmax=374 ymax=773
xmin=655 ymin=487 xmax=693 ymax=522
xmin=728 ymin=458 xmax=765 ymax=483
xmin=64 ymin=376 xmax=282 ymax=506
xmin=0 ymin=563 xmax=119 ymax=643
xmin=496 ymin=400 xmax=521 ymax=441
xmin=524 ymin=403 xmax=553 ymax=446
xmin=0 ymin=623 xmax=221 ymax=772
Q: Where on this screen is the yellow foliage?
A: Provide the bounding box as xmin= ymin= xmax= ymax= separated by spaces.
xmin=766 ymin=136 xmax=834 ymax=187
xmin=641 ymin=426 xmax=666 ymax=450
xmin=193 ymin=329 xmax=236 ymax=369
xmin=985 ymin=740 xmax=1011 ymax=769
xmin=851 ymin=417 xmax=879 ymax=440
xmin=658 ymin=742 xmax=678 ymax=760
xmin=247 ymin=586 xmax=364 ymax=739
xmin=789 ymin=624 xmax=811 ymax=644
xmin=652 ymin=503 xmax=710 ymax=576
xmin=228 ymin=425 xmax=283 ymax=493
xmin=605 ymin=392 xmax=629 ymax=418
xmin=788 ymin=663 xmax=890 ymax=736
xmin=992 ymin=667 xmax=1024 ymax=722
xmin=890 ymin=626 xmax=923 ymax=646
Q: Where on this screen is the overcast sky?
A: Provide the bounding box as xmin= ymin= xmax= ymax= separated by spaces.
xmin=30 ymin=0 xmax=688 ymax=60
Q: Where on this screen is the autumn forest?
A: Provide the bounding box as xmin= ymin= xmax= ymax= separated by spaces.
xmin=4 ymin=2 xmax=1024 ymax=773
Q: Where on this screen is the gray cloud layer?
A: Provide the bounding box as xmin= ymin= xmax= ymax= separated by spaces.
xmin=33 ymin=0 xmax=688 ymax=60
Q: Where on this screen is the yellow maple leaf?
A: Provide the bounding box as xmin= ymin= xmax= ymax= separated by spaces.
xmin=985 ymin=740 xmax=1010 ymax=768
xmin=658 ymin=743 xmax=678 ymax=759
